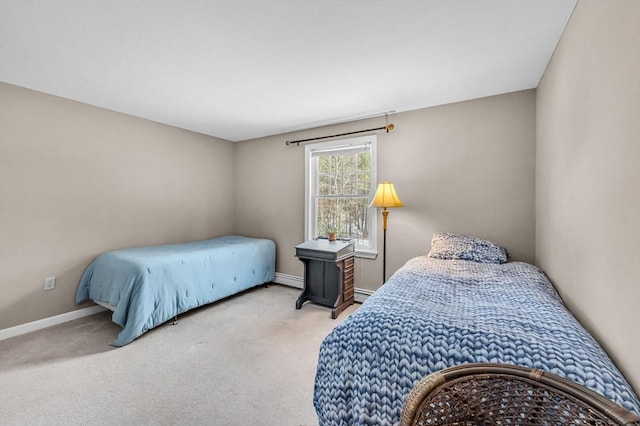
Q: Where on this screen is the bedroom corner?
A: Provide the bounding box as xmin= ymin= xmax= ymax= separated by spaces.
xmin=0 ymin=83 xmax=235 ymax=332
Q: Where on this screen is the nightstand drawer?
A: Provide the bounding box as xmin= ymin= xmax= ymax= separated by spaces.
xmin=344 ymin=271 xmax=354 ymax=283
xmin=344 ymin=258 xmax=354 ymax=273
xmin=344 ymin=274 xmax=354 ymax=288
xmin=343 ymin=285 xmax=354 ymax=300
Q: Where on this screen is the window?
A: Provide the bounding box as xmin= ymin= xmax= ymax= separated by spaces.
xmin=305 ymin=135 xmax=377 ymax=257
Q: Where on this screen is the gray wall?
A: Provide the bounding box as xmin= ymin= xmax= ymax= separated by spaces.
xmin=536 ymin=0 xmax=640 ymax=391
xmin=0 ymin=83 xmax=236 ymax=329
xmin=235 ymin=90 xmax=536 ymax=291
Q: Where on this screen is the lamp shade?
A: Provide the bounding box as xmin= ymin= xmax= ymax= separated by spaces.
xmin=370 ymin=181 xmax=404 ymax=208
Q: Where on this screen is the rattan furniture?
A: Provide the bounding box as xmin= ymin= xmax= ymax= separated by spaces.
xmin=401 ymin=363 xmax=640 ymax=425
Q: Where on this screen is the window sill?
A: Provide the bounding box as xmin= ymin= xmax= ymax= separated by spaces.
xmin=355 ymin=249 xmax=378 ymax=260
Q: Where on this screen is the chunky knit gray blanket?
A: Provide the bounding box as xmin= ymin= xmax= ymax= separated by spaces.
xmin=314 ymin=257 xmax=640 ymax=425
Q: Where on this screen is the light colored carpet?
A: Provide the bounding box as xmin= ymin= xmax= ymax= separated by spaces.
xmin=0 ymin=284 xmax=358 ymax=426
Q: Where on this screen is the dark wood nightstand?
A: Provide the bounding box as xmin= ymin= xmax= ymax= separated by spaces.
xmin=294 ymin=239 xmax=355 ymax=319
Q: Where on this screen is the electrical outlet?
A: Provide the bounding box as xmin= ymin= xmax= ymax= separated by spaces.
xmin=44 ymin=276 xmax=56 ymax=291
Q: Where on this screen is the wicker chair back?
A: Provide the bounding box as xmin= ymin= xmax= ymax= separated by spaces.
xmin=401 ymin=363 xmax=640 ymax=425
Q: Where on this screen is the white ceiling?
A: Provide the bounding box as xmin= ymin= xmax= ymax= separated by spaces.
xmin=0 ymin=0 xmax=576 ymax=142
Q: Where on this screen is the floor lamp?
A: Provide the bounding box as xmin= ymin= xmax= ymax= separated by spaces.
xmin=370 ymin=181 xmax=404 ymax=284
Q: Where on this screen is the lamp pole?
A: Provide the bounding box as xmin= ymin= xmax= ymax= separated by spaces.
xmin=382 ymin=207 xmax=389 ymax=283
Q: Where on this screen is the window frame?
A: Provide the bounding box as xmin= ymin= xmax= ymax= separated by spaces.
xmin=304 ymin=135 xmax=378 ymax=258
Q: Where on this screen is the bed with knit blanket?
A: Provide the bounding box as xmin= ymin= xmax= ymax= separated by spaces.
xmin=313 ymin=233 xmax=640 ymax=425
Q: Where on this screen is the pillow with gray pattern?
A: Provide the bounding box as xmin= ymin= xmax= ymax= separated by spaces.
xmin=428 ymin=232 xmax=508 ymax=264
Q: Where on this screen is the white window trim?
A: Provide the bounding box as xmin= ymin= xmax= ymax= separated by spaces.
xmin=304 ymin=135 xmax=378 ymax=258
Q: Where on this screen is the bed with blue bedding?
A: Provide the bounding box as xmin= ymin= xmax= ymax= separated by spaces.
xmin=76 ymin=235 xmax=275 ymax=346
xmin=314 ymin=234 xmax=640 ymax=425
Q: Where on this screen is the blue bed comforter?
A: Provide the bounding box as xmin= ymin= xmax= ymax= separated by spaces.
xmin=314 ymin=256 xmax=640 ymax=424
xmin=76 ymin=235 xmax=275 ymax=346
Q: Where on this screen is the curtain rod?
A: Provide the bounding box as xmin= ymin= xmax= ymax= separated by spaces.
xmin=285 ymin=123 xmax=395 ymax=146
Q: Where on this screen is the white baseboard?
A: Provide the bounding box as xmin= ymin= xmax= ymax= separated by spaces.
xmin=273 ymin=272 xmax=304 ymax=289
xmin=354 ymin=287 xmax=374 ymax=303
xmin=0 ymin=274 xmax=373 ymax=341
xmin=274 ymin=272 xmax=373 ymax=303
xmin=0 ymin=305 xmax=106 ymax=341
